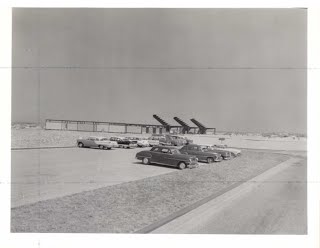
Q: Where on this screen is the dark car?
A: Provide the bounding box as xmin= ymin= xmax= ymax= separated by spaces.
xmin=180 ymin=144 xmax=223 ymax=163
xmin=136 ymin=146 xmax=198 ymax=170
xmin=118 ymin=139 xmax=137 ymax=148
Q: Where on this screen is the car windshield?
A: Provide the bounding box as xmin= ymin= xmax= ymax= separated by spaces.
xmin=200 ymin=146 xmax=210 ymax=152
xmin=170 ymin=149 xmax=181 ymax=155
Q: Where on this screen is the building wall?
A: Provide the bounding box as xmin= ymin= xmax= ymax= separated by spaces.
xmin=96 ymin=123 xmax=109 ymax=132
xmin=45 ymin=120 xmax=62 ymax=130
xmin=109 ymin=124 xmax=126 ymax=133
xmin=77 ymin=122 xmax=94 ymax=132
xmin=67 ymin=122 xmax=78 ymax=131
xmin=126 ymin=125 xmax=142 ymax=134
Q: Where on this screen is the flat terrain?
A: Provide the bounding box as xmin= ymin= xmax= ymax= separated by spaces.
xmin=11 ymin=128 xmax=307 ymax=151
xmin=11 ymin=147 xmax=174 ymax=207
xmin=11 ymin=149 xmax=291 ymax=233
xmin=153 ymin=158 xmax=307 ymax=234
xmin=11 ymin=128 xmax=307 ymax=233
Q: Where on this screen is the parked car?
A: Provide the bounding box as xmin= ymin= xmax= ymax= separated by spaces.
xmin=200 ymin=144 xmax=232 ymax=160
xmin=117 ymin=138 xmax=137 ymax=148
xmin=180 ymin=144 xmax=223 ymax=163
xmin=181 ymin=136 xmax=193 ymax=145
xmin=124 ymin=137 xmax=139 ymax=145
xmin=137 ymin=139 xmax=150 ymax=147
xmin=136 ymin=146 xmax=198 ymax=169
xmin=148 ymin=136 xmax=161 ymax=147
xmin=77 ymin=136 xmax=118 ymax=149
xmin=156 ymin=134 xmax=187 ymax=146
xmin=213 ymin=144 xmax=241 ymax=157
xmin=110 ymin=136 xmax=124 ymax=142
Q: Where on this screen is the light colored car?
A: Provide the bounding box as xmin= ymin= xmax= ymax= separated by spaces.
xmin=200 ymin=144 xmax=232 ymax=160
xmin=77 ymin=136 xmax=118 ymax=149
xmin=137 ymin=139 xmax=150 ymax=147
xmin=213 ymin=144 xmax=242 ymax=157
xmin=147 ymin=136 xmax=161 ymax=147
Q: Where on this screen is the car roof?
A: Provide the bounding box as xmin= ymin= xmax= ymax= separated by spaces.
xmin=186 ymin=144 xmax=200 ymax=147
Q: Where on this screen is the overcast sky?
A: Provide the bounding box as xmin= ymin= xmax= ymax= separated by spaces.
xmin=12 ymin=8 xmax=307 ymax=133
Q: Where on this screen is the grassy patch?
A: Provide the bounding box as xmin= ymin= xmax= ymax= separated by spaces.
xmin=12 ymin=151 xmax=290 ymax=233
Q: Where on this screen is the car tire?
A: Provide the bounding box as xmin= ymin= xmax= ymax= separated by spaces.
xmin=107 ymin=147 xmax=111 ymax=150
xmin=142 ymin=157 xmax=150 ymax=165
xmin=78 ymin=142 xmax=84 ymax=148
xmin=178 ymin=162 xmax=186 ymax=170
xmin=207 ymin=157 xmax=214 ymax=164
xmin=99 ymin=145 xmax=104 ymax=150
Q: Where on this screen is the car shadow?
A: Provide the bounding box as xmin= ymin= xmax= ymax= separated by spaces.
xmin=132 ymin=161 xmax=178 ymax=170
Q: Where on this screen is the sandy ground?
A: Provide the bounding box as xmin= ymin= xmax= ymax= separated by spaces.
xmin=12 ymin=128 xmax=307 ymax=151
xmin=11 ymin=147 xmax=174 ymax=207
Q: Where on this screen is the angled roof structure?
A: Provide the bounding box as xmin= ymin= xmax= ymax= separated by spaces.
xmin=153 ymin=114 xmax=170 ymax=126
xmin=190 ymin=118 xmax=207 ymax=134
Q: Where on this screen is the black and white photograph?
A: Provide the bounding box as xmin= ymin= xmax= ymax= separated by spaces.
xmin=2 ymin=4 xmax=320 ymax=247
xmin=9 ymin=7 xmax=308 ymax=234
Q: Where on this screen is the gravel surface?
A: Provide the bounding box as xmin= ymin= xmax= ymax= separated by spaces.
xmin=11 ymin=151 xmax=290 ymax=233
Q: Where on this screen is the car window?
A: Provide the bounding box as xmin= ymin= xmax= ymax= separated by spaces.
xmin=189 ymin=146 xmax=198 ymax=151
xmin=171 ymin=149 xmax=180 ymax=155
xmin=161 ymin=148 xmax=169 ymax=154
xmin=151 ymin=147 xmax=161 ymax=152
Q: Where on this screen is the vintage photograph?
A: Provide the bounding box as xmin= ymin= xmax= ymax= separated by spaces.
xmin=11 ymin=8 xmax=307 ymax=234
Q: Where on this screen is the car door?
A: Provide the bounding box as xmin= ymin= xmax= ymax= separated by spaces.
xmin=149 ymin=147 xmax=162 ymax=164
xmin=162 ymin=148 xmax=181 ymax=167
xmin=188 ymin=146 xmax=205 ymax=161
xmin=83 ymin=138 xmax=93 ymax=147
xmin=91 ymin=138 xmax=99 ymax=148
xmin=158 ymin=148 xmax=175 ymax=166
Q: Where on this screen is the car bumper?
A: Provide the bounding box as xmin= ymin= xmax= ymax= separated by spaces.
xmin=214 ymin=157 xmax=223 ymax=162
xmin=223 ymin=155 xmax=232 ymax=160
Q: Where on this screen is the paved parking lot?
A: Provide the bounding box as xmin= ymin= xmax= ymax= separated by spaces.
xmin=11 ymin=147 xmax=176 ymax=207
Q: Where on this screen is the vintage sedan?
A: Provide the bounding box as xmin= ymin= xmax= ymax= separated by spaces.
xmin=117 ymin=138 xmax=137 ymax=148
xmin=147 ymin=136 xmax=161 ymax=147
xmin=200 ymin=144 xmax=232 ymax=160
xmin=136 ymin=146 xmax=198 ymax=169
xmin=77 ymin=136 xmax=118 ymax=149
xmin=213 ymin=144 xmax=241 ymax=157
xmin=180 ymin=144 xmax=223 ymax=163
xmin=137 ymin=139 xmax=150 ymax=147
xmin=126 ymin=137 xmax=149 ymax=147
